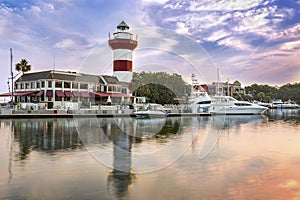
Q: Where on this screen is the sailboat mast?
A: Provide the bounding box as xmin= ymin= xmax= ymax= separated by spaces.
xmin=10 ymin=48 xmax=13 ymax=105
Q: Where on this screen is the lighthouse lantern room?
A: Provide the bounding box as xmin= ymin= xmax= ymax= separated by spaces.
xmin=108 ymin=21 xmax=138 ymax=84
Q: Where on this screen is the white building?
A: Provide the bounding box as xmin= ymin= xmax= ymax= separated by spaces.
xmin=12 ymin=70 xmax=131 ymax=109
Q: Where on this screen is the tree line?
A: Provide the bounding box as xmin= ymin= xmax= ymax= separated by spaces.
xmin=236 ymin=83 xmax=300 ymax=104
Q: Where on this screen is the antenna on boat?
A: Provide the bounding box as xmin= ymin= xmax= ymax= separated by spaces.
xmin=217 ymin=68 xmax=220 ymax=96
xmin=10 ymin=48 xmax=14 ymax=106
xmin=53 ymin=52 xmax=56 ymax=70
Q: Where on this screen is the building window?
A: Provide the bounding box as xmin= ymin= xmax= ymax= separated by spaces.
xmin=31 ymin=82 xmax=35 ymax=89
xmin=64 ymin=82 xmax=71 ymax=88
xmin=65 ymin=97 xmax=71 ymax=101
xmin=55 ymin=81 xmax=62 ymax=88
xmin=122 ymin=88 xmax=127 ymax=94
xmin=48 ymin=81 xmax=52 ymax=88
xmin=55 ymin=96 xmax=62 ymax=101
xmin=108 ymin=85 xmax=121 ymax=92
xmin=25 ymin=83 xmax=30 ymax=89
xmin=48 ymin=97 xmax=52 ymax=101
xmin=80 ymin=83 xmax=88 ymax=90
xmin=21 ymin=96 xmax=25 ymax=102
xmin=72 ymin=97 xmax=78 ymax=102
xmin=21 ymin=83 xmax=24 ymax=89
xmin=41 ymin=81 xmax=45 ymax=88
xmin=36 ymin=82 xmax=40 ymax=88
xmin=72 ymin=82 xmax=78 ymax=89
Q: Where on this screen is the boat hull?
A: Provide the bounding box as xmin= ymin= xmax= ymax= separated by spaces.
xmin=133 ymin=110 xmax=167 ymax=118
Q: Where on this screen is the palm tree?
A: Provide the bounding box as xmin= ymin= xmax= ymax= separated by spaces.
xmin=15 ymin=59 xmax=31 ymax=75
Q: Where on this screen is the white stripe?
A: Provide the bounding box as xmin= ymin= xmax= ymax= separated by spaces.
xmin=113 ymin=49 xmax=132 ymax=61
xmin=113 ymin=71 xmax=133 ymax=83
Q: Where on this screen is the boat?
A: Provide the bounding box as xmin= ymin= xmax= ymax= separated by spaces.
xmin=271 ymin=99 xmax=299 ymax=109
xmin=209 ymin=96 xmax=268 ymax=115
xmin=133 ymin=104 xmax=167 ymax=118
xmin=189 ymin=74 xmax=211 ymax=113
xmin=133 ymin=110 xmax=167 ymax=118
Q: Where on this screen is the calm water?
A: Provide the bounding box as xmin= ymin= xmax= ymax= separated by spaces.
xmin=1 ymin=109 xmax=300 ymax=200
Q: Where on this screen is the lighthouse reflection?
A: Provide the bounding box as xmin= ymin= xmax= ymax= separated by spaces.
xmin=75 ymin=117 xmax=174 ymax=199
xmin=107 ymin=123 xmax=136 ymax=199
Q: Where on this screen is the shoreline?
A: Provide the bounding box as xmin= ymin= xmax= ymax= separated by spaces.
xmin=0 ymin=112 xmax=211 ymax=119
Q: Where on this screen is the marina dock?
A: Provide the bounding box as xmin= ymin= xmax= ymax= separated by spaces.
xmin=0 ymin=112 xmax=211 ymax=119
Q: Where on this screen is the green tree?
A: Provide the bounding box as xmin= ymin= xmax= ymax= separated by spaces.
xmin=130 ymin=71 xmax=190 ymax=104
xmin=257 ymin=92 xmax=266 ymax=102
xmin=245 ymin=82 xmax=300 ymax=104
xmin=15 ymin=59 xmax=32 ymax=75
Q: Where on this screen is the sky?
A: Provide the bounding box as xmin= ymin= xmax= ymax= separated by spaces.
xmin=0 ymin=0 xmax=300 ymax=93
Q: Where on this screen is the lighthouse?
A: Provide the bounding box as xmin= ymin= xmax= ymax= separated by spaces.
xmin=108 ymin=21 xmax=138 ymax=84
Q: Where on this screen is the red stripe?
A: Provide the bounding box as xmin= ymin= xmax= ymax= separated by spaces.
xmin=113 ymin=60 xmax=132 ymax=71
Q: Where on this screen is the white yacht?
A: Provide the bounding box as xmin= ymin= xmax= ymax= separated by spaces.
xmin=189 ymin=74 xmax=211 ymax=113
xmin=133 ymin=104 xmax=167 ymax=118
xmin=209 ymin=96 xmax=268 ymax=115
xmin=271 ymin=99 xmax=299 ymax=109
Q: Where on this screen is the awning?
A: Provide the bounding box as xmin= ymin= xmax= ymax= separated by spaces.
xmin=14 ymin=91 xmax=35 ymax=97
xmin=91 ymin=92 xmax=110 ymax=97
xmin=0 ymin=92 xmax=11 ymax=97
xmin=72 ymin=91 xmax=81 ymax=97
xmin=36 ymin=91 xmax=44 ymax=97
xmin=55 ymin=90 xmax=65 ymax=97
xmin=46 ymin=90 xmax=53 ymax=97
xmin=80 ymin=91 xmax=90 ymax=98
xmin=64 ymin=91 xmax=73 ymax=97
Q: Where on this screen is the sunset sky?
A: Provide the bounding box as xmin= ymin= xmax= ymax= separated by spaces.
xmin=0 ymin=0 xmax=300 ymax=93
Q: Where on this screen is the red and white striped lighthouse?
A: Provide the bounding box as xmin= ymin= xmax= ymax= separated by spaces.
xmin=108 ymin=21 xmax=138 ymax=83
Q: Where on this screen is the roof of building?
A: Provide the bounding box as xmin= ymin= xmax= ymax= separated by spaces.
xmin=101 ymin=75 xmax=119 ymax=84
xmin=15 ymin=70 xmax=117 ymax=84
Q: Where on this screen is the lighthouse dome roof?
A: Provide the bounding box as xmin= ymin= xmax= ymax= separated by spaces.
xmin=117 ymin=21 xmax=129 ymax=30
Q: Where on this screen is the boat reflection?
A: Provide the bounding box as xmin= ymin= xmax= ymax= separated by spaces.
xmin=210 ymin=115 xmax=267 ymax=129
xmin=198 ymin=115 xmax=267 ymax=159
xmin=268 ymin=109 xmax=300 ymax=124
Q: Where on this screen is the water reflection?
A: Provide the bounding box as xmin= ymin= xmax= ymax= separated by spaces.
xmin=8 ymin=115 xmax=269 ymax=166
xmin=107 ymin=129 xmax=135 ymax=199
xmin=268 ymin=109 xmax=300 ymax=124
xmin=12 ymin=119 xmax=83 ymax=160
xmin=2 ymin=112 xmax=299 ymax=199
